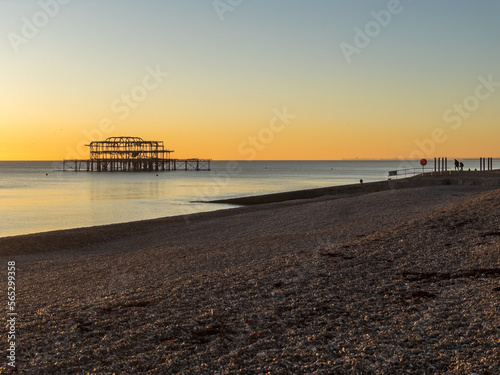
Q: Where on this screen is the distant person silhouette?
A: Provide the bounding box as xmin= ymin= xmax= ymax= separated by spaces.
xmin=460 ymin=162 xmax=464 ymax=171
xmin=454 ymin=159 xmax=459 ymax=171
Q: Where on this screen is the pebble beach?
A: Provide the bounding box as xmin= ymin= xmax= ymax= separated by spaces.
xmin=1 ymin=175 xmax=499 ymax=374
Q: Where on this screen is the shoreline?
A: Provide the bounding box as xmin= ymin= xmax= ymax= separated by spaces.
xmin=2 ymin=170 xmax=499 ymax=249
xmin=208 ymin=169 xmax=500 ymax=205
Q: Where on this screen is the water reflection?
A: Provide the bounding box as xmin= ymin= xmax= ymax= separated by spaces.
xmin=88 ymin=173 xmax=162 ymax=201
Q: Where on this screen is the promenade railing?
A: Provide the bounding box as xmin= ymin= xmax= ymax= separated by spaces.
xmin=387 ymin=168 xmax=450 ymax=179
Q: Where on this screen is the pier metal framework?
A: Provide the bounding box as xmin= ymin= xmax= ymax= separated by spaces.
xmin=88 ymin=136 xmax=172 ymax=172
xmin=62 ymin=136 xmax=210 ymax=172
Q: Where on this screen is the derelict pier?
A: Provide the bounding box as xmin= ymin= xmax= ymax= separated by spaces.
xmin=62 ymin=136 xmax=210 ymax=172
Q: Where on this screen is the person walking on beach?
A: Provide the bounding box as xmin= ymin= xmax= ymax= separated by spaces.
xmin=460 ymin=161 xmax=464 ymax=171
xmin=454 ymin=159 xmax=459 ymax=171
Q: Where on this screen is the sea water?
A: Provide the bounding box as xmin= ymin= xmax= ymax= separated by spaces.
xmin=0 ymin=159 xmax=487 ymax=237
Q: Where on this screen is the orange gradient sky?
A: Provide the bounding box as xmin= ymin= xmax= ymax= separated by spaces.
xmin=1 ymin=1 xmax=499 ymax=160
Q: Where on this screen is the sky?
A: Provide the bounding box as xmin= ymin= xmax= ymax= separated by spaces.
xmin=1 ymin=0 xmax=499 ymax=160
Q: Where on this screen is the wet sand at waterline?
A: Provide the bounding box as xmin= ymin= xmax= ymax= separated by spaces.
xmin=1 ymin=174 xmax=499 ymax=374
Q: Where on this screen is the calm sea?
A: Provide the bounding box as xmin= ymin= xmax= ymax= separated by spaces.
xmin=0 ymin=159 xmax=488 ymax=237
